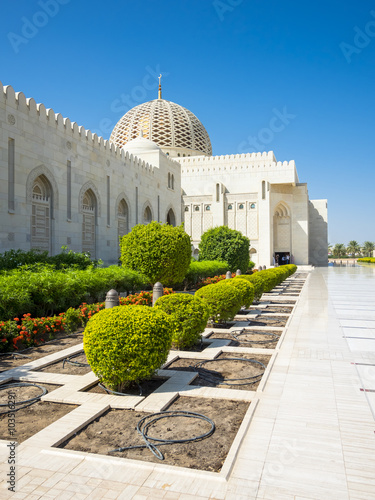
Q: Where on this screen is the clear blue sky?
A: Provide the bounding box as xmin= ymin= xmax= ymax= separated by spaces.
xmin=1 ymin=0 xmax=374 ymax=245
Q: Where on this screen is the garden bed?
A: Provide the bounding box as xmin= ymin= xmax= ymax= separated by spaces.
xmin=207 ymin=330 xmax=281 ymax=348
xmin=59 ymin=396 xmax=250 ymax=472
xmin=262 ymin=306 xmax=293 ymax=314
xmin=248 ymin=316 xmax=288 ymax=327
xmin=0 ymin=382 xmax=76 ymax=442
xmin=83 ymin=377 xmax=169 ymax=397
xmin=37 ymin=351 xmax=91 ymax=375
xmin=165 ymin=353 xmax=271 ymax=390
xmin=0 ymin=331 xmax=84 ymax=373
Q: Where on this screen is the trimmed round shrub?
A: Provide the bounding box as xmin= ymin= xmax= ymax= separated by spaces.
xmin=234 ymin=274 xmax=264 ymax=302
xmin=195 ymin=283 xmax=242 ymax=324
xmin=120 ymin=222 xmax=191 ymax=286
xmin=217 ymin=278 xmax=254 ymax=308
xmin=198 ymin=226 xmax=250 ymax=273
xmin=83 ymin=305 xmax=173 ymax=391
xmin=154 ymin=293 xmax=209 ymax=349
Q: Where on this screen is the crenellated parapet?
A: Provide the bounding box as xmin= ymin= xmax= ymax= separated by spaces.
xmin=1 ymin=81 xmax=164 ymax=178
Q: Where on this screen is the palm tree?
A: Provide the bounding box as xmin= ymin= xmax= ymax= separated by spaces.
xmin=362 ymin=241 xmax=375 ymax=257
xmin=328 ymin=243 xmax=333 ymax=256
xmin=333 ymin=243 xmax=346 ymax=258
xmin=347 ymin=240 xmax=361 ymax=257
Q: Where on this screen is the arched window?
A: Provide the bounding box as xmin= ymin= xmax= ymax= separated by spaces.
xmin=82 ymin=189 xmax=96 ymax=258
xmin=166 ymin=208 xmax=176 ymax=226
xmin=117 ymin=199 xmax=129 ymax=244
xmin=262 ymin=181 xmax=266 ymax=200
xmin=144 ymin=205 xmax=152 ymax=224
xmin=168 ymin=173 xmax=171 ymax=188
xmin=31 ymin=175 xmax=52 ymax=253
xmin=171 ymin=174 xmax=174 ymax=190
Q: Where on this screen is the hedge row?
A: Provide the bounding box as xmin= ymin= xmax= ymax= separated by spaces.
xmin=182 ymin=260 xmax=229 ymax=289
xmin=195 ymin=264 xmax=297 ymax=324
xmin=0 ymin=265 xmax=147 ymax=321
xmin=0 ymin=247 xmax=102 ymax=271
xmin=357 ymin=257 xmax=375 ymax=263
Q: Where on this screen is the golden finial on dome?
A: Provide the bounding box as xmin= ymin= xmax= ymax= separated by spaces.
xmin=158 ymin=74 xmax=162 ymax=99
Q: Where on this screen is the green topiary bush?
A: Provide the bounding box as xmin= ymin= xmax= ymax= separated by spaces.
xmin=198 ymin=226 xmax=250 ymax=273
xmin=234 ymin=274 xmax=264 ymax=302
xmin=154 ymin=293 xmax=209 ymax=349
xmin=217 ymin=278 xmax=254 ymax=308
xmin=120 ymin=222 xmax=191 ymax=286
xmin=195 ymin=282 xmax=242 ymax=324
xmin=83 ymin=305 xmax=173 ymax=391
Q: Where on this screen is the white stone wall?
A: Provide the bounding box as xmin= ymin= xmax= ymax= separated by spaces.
xmin=0 ymin=82 xmax=181 ymax=264
xmin=309 ymin=199 xmax=328 ymax=266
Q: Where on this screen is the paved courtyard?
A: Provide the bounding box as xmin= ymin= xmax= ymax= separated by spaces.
xmin=1 ymin=266 xmax=375 ymax=499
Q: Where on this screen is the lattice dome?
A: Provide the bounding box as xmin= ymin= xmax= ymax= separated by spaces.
xmin=110 ymin=99 xmax=212 ymax=157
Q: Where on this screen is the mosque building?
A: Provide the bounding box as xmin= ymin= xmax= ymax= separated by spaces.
xmin=0 ymin=77 xmax=327 ymax=267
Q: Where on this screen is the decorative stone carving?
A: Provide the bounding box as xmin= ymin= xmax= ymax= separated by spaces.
xmin=7 ymin=114 xmax=16 ymax=125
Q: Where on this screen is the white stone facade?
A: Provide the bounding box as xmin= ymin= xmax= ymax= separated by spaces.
xmin=0 ymin=82 xmax=181 ymax=264
xmin=179 ymin=153 xmax=328 ymax=267
xmin=0 ymin=81 xmax=328 ymax=267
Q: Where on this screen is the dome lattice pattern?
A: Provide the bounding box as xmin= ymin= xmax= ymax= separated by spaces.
xmin=110 ymin=99 xmax=212 ymax=156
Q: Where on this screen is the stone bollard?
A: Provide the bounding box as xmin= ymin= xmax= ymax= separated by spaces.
xmin=226 ymin=271 xmax=232 ymax=279
xmin=258 ymin=266 xmax=263 ymax=271
xmin=152 ymin=282 xmax=163 ymax=306
xmin=236 ymin=269 xmax=242 ymax=276
xmin=105 ymin=289 xmax=119 ymax=309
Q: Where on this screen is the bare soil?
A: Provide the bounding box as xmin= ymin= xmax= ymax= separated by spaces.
xmin=165 ymin=353 xmax=271 ymax=390
xmin=0 ymin=331 xmax=84 ymax=373
xmin=265 ymin=300 xmax=296 ymax=305
xmin=60 ymin=396 xmax=250 ymax=472
xmin=248 ymin=316 xmax=288 ymax=327
xmin=37 ymin=351 xmax=91 ymax=375
xmin=84 ymin=377 xmax=169 ymax=397
xmin=207 ymin=330 xmax=281 ymax=349
xmin=263 ymin=306 xmax=294 ymax=314
xmin=0 ymin=382 xmax=76 ymax=443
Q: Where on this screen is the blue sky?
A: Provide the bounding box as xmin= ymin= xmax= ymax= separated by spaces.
xmin=1 ymin=0 xmax=374 ymax=245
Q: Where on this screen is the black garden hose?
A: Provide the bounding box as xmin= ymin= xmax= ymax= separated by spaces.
xmin=110 ymin=410 xmax=215 ymax=460
xmin=192 ymin=357 xmax=266 ymax=386
xmin=0 ymin=382 xmax=47 ymax=414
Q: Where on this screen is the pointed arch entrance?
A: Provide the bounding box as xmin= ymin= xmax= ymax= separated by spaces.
xmin=273 ymin=202 xmax=291 ymax=262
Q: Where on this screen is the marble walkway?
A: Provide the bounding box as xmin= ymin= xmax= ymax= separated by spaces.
xmin=1 ymin=266 xmax=375 ymax=499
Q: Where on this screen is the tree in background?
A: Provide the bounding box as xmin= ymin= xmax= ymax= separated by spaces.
xmin=332 ymin=243 xmax=346 ymax=258
xmin=199 ymin=226 xmax=250 ymax=273
xmin=346 ymin=240 xmax=361 ymax=257
xmin=362 ymin=241 xmax=375 ymax=257
xmin=120 ymin=222 xmax=191 ymax=286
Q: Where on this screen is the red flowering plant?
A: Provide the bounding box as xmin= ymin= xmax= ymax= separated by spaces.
xmin=76 ymin=302 xmax=105 ymax=325
xmin=0 ymin=319 xmax=19 ymax=352
xmin=196 ymin=273 xmax=235 ymax=289
xmin=119 ymin=288 xmax=175 ymax=307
